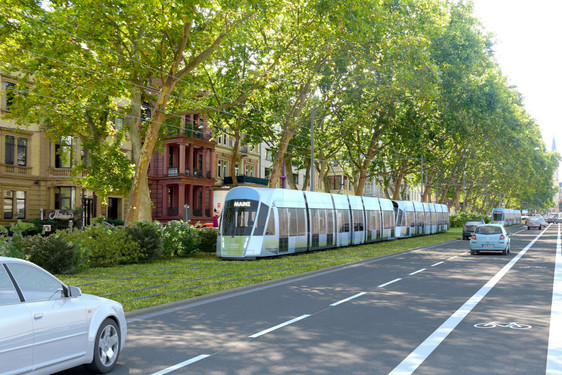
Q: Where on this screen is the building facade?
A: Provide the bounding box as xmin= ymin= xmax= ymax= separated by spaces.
xmin=1 ymin=74 xmax=128 ymax=227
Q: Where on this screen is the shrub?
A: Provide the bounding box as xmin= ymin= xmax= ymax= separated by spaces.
xmin=197 ymin=228 xmax=218 ymax=253
xmin=78 ymin=225 xmax=142 ymax=267
xmin=125 ymin=221 xmax=163 ymax=261
xmin=19 ymin=235 xmax=83 ymax=274
xmin=161 ymin=220 xmax=200 ymax=257
xmin=0 ymin=241 xmax=24 ymax=259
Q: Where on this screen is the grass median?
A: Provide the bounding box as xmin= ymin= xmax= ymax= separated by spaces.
xmin=59 ymin=228 xmax=462 ymax=312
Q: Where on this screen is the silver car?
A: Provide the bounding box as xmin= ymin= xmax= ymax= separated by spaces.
xmin=0 ymin=256 xmax=126 ymax=374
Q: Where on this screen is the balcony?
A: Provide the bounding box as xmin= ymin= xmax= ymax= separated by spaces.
xmin=1 ymin=164 xmax=31 ymax=176
xmin=48 ymin=168 xmax=72 ymax=177
xmin=223 ymin=175 xmax=268 ymax=186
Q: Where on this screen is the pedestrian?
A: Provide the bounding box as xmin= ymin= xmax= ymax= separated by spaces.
xmin=213 ymin=209 xmax=219 ymax=227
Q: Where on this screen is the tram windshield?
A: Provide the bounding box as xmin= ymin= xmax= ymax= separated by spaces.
xmin=493 ymin=212 xmax=503 ymax=222
xmin=222 ymin=199 xmax=259 ymax=236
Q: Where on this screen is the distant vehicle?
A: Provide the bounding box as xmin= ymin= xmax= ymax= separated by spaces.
xmin=491 ymin=208 xmax=521 ymax=226
xmin=526 ymin=216 xmax=546 ymax=230
xmin=462 ymin=219 xmax=485 ymax=240
xmin=470 ymin=224 xmax=510 ymax=255
xmin=0 ymin=256 xmax=127 ymax=374
xmin=195 ymin=222 xmax=214 ymax=229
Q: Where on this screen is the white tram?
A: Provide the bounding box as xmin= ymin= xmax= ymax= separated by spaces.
xmin=218 ymin=187 xmax=449 ymax=259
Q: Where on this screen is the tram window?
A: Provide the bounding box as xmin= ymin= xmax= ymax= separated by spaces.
xmin=265 ymin=207 xmax=276 ymax=235
xmin=383 ymin=210 xmax=394 ymax=230
xmin=254 ymin=203 xmax=269 ymax=236
xmin=289 ymin=208 xmax=298 ymax=236
xmin=396 ymin=208 xmax=404 ymax=226
xmin=279 ymin=208 xmax=289 ymax=237
xmin=353 ymin=209 xmax=364 ymax=231
xmin=339 ymin=209 xmax=350 ymax=232
xmin=310 ymin=209 xmax=319 ymax=236
xmin=407 ymin=211 xmax=415 ymax=227
xmin=319 ymin=209 xmax=327 ymax=234
xmin=326 ymin=209 xmax=334 ymax=235
xmin=297 ymin=208 xmax=306 ymax=236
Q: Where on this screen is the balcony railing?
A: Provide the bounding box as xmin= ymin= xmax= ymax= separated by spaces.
xmin=48 ymin=168 xmax=72 ymax=177
xmin=223 ymin=175 xmax=268 ymax=186
xmin=1 ymin=164 xmax=31 ymax=176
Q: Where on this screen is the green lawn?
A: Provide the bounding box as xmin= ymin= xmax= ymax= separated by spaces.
xmin=59 ymin=228 xmax=462 ymax=312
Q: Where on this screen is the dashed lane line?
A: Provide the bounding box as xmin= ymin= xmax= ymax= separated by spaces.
xmin=330 ymin=292 xmax=367 ymax=307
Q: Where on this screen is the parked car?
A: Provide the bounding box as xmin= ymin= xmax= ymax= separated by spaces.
xmin=0 ymin=256 xmax=127 ymax=374
xmin=526 ymin=216 xmax=546 ymax=230
xmin=469 ymin=224 xmax=510 ymax=255
xmin=462 ymin=219 xmax=485 ymax=240
xmin=195 ymin=222 xmax=214 ymax=229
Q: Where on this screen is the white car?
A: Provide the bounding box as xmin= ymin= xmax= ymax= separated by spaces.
xmin=0 ymin=256 xmax=126 ymax=374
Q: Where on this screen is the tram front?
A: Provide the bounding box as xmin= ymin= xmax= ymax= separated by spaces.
xmin=218 ymin=187 xmax=273 ymax=259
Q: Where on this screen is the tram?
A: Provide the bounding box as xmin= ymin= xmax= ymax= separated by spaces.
xmin=491 ymin=208 xmax=522 ymax=226
xmin=217 ymin=187 xmax=449 ymax=259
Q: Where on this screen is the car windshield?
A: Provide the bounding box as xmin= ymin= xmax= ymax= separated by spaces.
xmin=475 ymin=226 xmax=502 ymax=235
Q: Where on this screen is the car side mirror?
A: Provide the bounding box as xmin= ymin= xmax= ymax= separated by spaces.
xmin=69 ymin=286 xmax=82 ymax=297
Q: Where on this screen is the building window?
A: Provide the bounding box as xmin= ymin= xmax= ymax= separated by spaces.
xmin=114 ymin=116 xmax=124 ymax=131
xmin=265 ymin=167 xmax=271 ymax=179
xmin=3 ymin=190 xmax=13 ymax=219
xmin=5 ymin=82 xmax=16 ymax=110
xmin=4 ymin=136 xmax=27 ymax=166
xmin=141 ymin=102 xmax=151 ymax=122
xmin=17 ymin=138 xmax=27 ymax=166
xmin=54 ymin=187 xmax=75 ymax=210
xmin=266 ymin=149 xmax=274 ymax=161
xmin=55 ymin=136 xmax=72 ymax=168
xmin=293 ymin=173 xmax=299 ymax=185
xmin=16 ymin=191 xmax=25 ymax=219
xmin=3 ymin=190 xmax=25 ymax=219
xmin=234 ymin=163 xmax=239 ymax=176
xmin=217 ymin=159 xmax=228 ymax=178
xmin=245 ymin=164 xmax=254 ymax=177
xmin=168 ymin=186 xmax=174 ymax=208
xmin=5 ymin=136 xmax=14 ymax=165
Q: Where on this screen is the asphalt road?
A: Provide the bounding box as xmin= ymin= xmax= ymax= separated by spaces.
xmin=60 ymin=223 xmax=562 ymax=375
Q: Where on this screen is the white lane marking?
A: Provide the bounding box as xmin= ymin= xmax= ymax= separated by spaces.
xmin=409 ymin=268 xmax=426 ymax=276
xmin=330 ymin=292 xmax=366 ymax=306
xmin=378 ymin=278 xmax=402 ymax=288
xmin=150 ymin=354 xmax=210 ymax=375
xmin=431 ymin=261 xmax=444 ymax=267
xmin=547 ymin=224 xmax=562 ymax=374
xmin=249 ymin=315 xmax=310 ymax=338
xmin=447 ymin=256 xmax=458 ymax=261
xmin=389 ymin=227 xmax=547 ymax=375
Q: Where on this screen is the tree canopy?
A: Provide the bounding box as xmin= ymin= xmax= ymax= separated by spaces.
xmin=1 ymin=0 xmax=558 ymax=220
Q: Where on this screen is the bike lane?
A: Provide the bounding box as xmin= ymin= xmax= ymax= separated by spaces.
xmin=392 ymin=224 xmax=560 ymax=375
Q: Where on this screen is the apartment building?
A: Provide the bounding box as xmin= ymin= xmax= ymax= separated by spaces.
xmin=0 ymin=75 xmax=128 ymax=227
xmin=147 ymin=114 xmax=216 ymax=224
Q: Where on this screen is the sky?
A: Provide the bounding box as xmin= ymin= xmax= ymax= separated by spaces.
xmin=472 ymin=0 xmax=562 ymax=178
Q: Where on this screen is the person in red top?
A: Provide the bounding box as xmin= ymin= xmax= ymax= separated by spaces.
xmin=213 ymin=209 xmax=219 ymax=227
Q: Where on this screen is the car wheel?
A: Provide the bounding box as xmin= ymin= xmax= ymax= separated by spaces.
xmin=85 ymin=318 xmax=121 ymax=374
xmin=470 ymin=250 xmax=475 ymax=255
xmin=502 ymin=247 xmax=507 ymax=255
